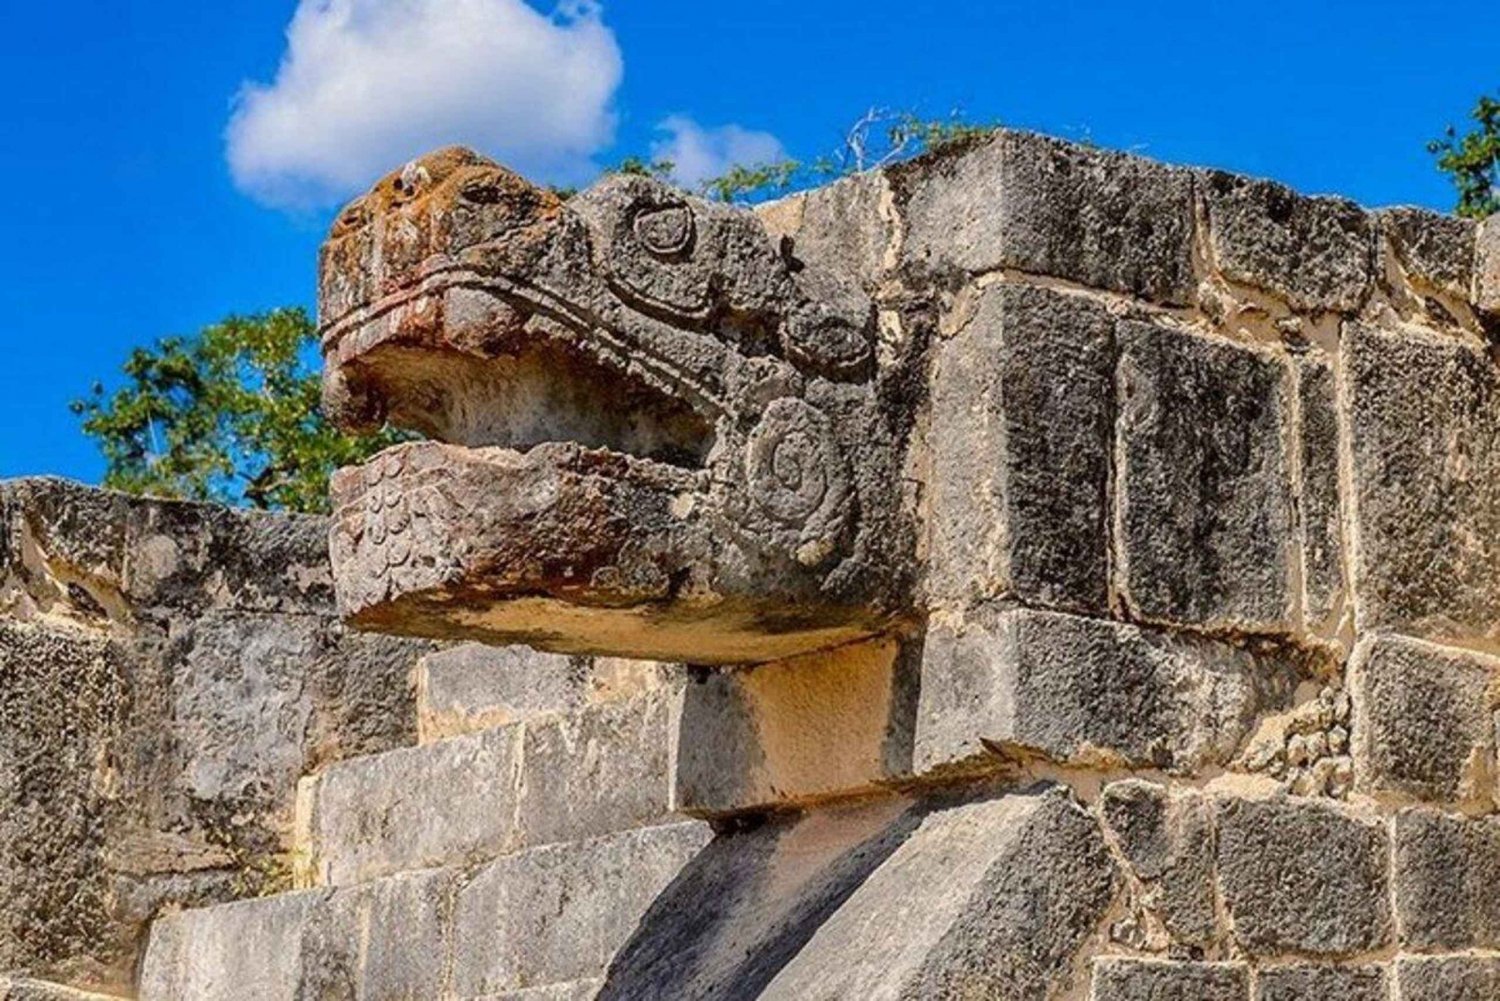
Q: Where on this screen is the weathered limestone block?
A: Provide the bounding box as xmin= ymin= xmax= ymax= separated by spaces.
xmin=596 ymin=795 xmax=924 ymax=998
xmin=0 ymin=622 xmax=127 ymax=981
xmin=145 ymin=876 xmax=452 ymax=1000
xmin=514 ymin=689 xmax=678 ymax=851
xmin=1214 ymin=796 xmax=1391 ymax=956
xmin=0 ymin=479 xmax=131 ymax=626
xmin=124 ymin=496 xmax=333 ymax=616
xmin=300 ymin=690 xmax=677 ymax=886
xmin=139 ymin=892 xmax=324 ymax=1001
xmin=1116 ymin=320 xmax=1294 ymax=631
xmin=1253 ymin=965 xmax=1387 ymax=1001
xmin=1090 ymin=959 xmax=1249 ymax=1001
xmin=165 ymin=613 xmax=358 ymax=820
xmin=415 ymin=643 xmax=672 ymax=743
xmin=1344 ymin=322 xmax=1500 ymax=644
xmin=298 ymin=869 xmax=453 ymax=999
xmin=928 ymin=282 xmax=1114 ymax=614
xmin=0 ymin=980 xmax=131 ymax=1001
xmin=1394 ymin=955 xmax=1500 ymax=1001
xmin=757 ymin=171 xmax=894 ymax=292
xmin=914 ymin=608 xmax=1304 ymax=776
xmin=1476 ymin=215 xmax=1499 ymax=317
xmin=1392 ymin=808 xmax=1500 ymax=951
xmin=1349 ymin=634 xmax=1498 ymax=807
xmin=1100 ymin=780 xmax=1218 ymax=948
xmin=1201 ymin=169 xmax=1374 ymax=312
xmin=895 ymin=130 xmax=1198 ymax=304
xmin=1377 ymin=206 xmax=1477 ymax=301
xmin=1293 ymin=354 xmax=1346 ymax=626
xmin=450 ymin=823 xmax=710 ymax=997
xmin=416 ymin=644 xmax=589 ymax=742
xmin=675 ymin=638 xmax=915 ymax=816
xmin=298 ymin=723 xmax=523 ymax=887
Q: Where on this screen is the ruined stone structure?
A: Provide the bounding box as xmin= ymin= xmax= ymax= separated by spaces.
xmin=4 ymin=129 xmax=1500 ymax=999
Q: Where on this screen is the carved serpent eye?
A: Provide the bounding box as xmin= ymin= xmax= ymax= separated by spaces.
xmin=633 ymin=204 xmax=695 ymax=259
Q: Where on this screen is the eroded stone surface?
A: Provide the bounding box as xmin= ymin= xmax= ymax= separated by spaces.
xmin=1254 ymin=965 xmax=1386 ymax=1001
xmin=1116 ymin=320 xmax=1294 ymax=631
xmin=928 ymin=282 xmax=1114 ymax=614
xmin=1395 ymin=956 xmax=1500 ymax=1001
xmin=1202 ymin=170 xmax=1374 ymax=311
xmin=298 ymin=721 xmax=523 ymax=887
xmin=139 ymin=892 xmax=323 ymax=1001
xmin=1349 ymin=634 xmax=1498 ymax=807
xmin=1475 ymin=215 xmax=1499 ymax=317
xmin=1294 ymin=354 xmax=1345 ymax=626
xmin=758 ymin=171 xmax=893 ymax=292
xmin=1100 ymin=780 xmax=1218 ymax=949
xmin=1345 ymin=322 xmax=1500 ymax=645
xmin=895 ymin=129 xmax=1198 ymax=304
xmin=675 ymin=638 xmax=917 ymax=816
xmin=0 ymin=480 xmax=429 ymax=992
xmin=1393 ymin=808 xmax=1500 ymax=951
xmin=416 ymin=643 xmax=588 ymax=741
xmin=914 ymin=608 xmax=1305 ymax=776
xmin=1090 ymin=958 xmax=1249 ymax=1001
xmin=0 ymin=623 xmax=125 ymax=983
xmin=450 ymin=823 xmax=710 ymax=997
xmin=141 ymin=823 xmax=706 ymax=1001
xmin=1378 ymin=206 xmax=1476 ymax=300
xmin=297 ymin=869 xmax=453 ymax=999
xmin=1214 ymin=796 xmax=1390 ymax=956
xmin=415 ymin=643 xmax=673 ymax=743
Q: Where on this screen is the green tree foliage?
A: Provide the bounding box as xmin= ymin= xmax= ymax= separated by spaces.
xmin=701 ymin=108 xmax=998 ymax=203
xmin=71 ymin=308 xmax=404 ymax=513
xmin=1430 ymin=92 xmax=1500 ymax=219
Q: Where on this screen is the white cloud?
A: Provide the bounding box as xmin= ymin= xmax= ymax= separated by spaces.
xmin=227 ymin=0 xmax=624 ymax=208
xmin=650 ymin=116 xmax=787 ymax=189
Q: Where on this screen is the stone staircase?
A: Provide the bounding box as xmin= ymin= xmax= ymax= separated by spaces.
xmin=137 ymin=647 xmax=709 ymax=1001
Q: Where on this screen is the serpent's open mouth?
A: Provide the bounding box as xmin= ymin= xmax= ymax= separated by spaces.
xmin=323 ymin=276 xmax=717 ymax=472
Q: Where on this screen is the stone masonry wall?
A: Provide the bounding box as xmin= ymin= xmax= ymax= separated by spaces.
xmin=0 ymin=479 xmax=433 ymax=994
xmin=9 ymin=131 xmax=1500 ymax=1000
xmin=728 ymin=130 xmax=1500 ymax=997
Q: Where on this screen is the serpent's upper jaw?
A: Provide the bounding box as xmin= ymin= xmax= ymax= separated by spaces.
xmin=321 ymin=148 xmax=913 ymax=665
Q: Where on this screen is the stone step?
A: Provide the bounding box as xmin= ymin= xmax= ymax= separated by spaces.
xmin=139 ymin=822 xmax=708 ymax=1001
xmin=594 ymin=785 xmax=1116 ymax=1000
xmin=414 ymin=643 xmax=672 ymax=744
xmin=296 ymin=688 xmax=680 ymax=887
xmin=0 ymin=981 xmax=130 ymax=1001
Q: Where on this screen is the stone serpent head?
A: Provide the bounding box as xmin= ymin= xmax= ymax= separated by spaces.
xmin=321 ymin=148 xmax=917 ymax=663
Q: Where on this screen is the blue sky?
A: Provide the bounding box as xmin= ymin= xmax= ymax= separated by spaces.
xmin=1 ymin=0 xmax=1493 ymax=483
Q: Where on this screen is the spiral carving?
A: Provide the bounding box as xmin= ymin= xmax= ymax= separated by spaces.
xmin=745 ymin=399 xmax=852 ymax=559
